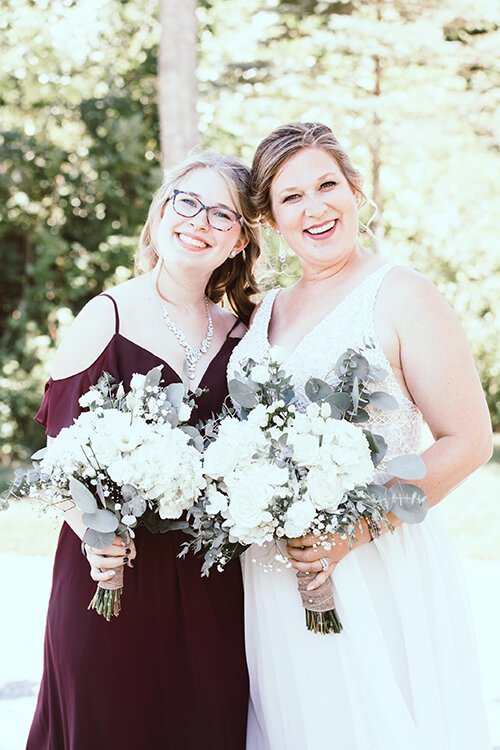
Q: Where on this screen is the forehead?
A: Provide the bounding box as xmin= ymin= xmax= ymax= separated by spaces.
xmin=175 ymin=168 xmax=236 ymax=208
xmin=272 ymin=147 xmax=342 ymax=193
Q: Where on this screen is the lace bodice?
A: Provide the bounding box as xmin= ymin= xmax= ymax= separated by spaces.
xmin=228 ymin=263 xmax=422 ymax=460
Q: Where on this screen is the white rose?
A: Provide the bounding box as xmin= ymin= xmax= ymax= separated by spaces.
xmin=291 ymin=433 xmax=320 ymax=467
xmin=251 ymin=364 xmax=270 ymax=384
xmin=178 ymin=403 xmax=192 ymax=422
xmin=203 ymin=440 xmax=239 ymax=478
xmin=78 ymin=391 xmax=104 ymax=408
xmin=227 ymin=483 xmax=269 ymax=530
xmin=307 ymin=467 xmax=345 ymax=511
xmin=284 ymin=499 xmax=316 ymax=539
xmin=130 ymin=373 xmax=146 ymax=390
xmin=205 ymin=485 xmax=229 ymax=515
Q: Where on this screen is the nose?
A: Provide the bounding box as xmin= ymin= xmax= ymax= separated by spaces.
xmin=188 ymin=210 xmax=210 ymax=231
xmin=304 ymin=194 xmax=327 ymax=218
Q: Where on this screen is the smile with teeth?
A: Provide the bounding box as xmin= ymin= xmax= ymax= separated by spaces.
xmin=178 ymin=233 xmax=209 ymax=249
xmin=304 ymin=219 xmax=338 ymax=236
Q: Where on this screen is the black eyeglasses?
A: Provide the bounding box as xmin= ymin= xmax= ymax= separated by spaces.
xmin=168 ymin=189 xmax=242 ymax=232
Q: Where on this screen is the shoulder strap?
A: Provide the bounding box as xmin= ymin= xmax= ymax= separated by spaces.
xmin=98 ymin=293 xmax=120 ymax=335
xmin=225 ymin=318 xmax=242 ymax=339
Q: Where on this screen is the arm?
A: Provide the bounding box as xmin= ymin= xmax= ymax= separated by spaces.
xmin=392 ymin=269 xmax=492 ymax=506
xmin=288 ymin=269 xmax=493 ymax=585
xmin=47 ymin=295 xmax=137 ymax=577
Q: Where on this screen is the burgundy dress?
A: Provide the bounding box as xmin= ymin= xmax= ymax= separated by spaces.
xmin=27 ymin=295 xmax=248 ymax=750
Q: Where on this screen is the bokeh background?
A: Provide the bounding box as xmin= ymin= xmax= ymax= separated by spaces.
xmin=0 ymin=0 xmax=499 ymax=747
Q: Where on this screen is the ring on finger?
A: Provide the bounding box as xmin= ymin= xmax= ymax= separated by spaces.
xmin=319 ymin=557 xmax=329 ymax=572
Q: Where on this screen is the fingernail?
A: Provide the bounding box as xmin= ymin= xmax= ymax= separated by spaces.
xmin=120 ymin=541 xmax=126 ymax=547
xmin=130 ymin=559 xmax=136 ymax=568
xmin=125 ymin=548 xmax=131 ymax=555
xmin=123 ymin=557 xmax=129 ymax=563
xmin=106 ymin=571 xmax=116 ymax=577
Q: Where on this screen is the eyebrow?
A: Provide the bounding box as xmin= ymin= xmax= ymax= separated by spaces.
xmin=181 ymin=190 xmax=235 ymax=212
xmin=278 ymin=172 xmax=340 ymax=197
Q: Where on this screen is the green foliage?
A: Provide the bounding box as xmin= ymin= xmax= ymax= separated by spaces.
xmin=0 ymin=0 xmax=498 ymax=465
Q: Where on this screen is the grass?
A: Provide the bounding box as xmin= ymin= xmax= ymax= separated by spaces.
xmin=1 ymin=441 xmax=499 ymax=559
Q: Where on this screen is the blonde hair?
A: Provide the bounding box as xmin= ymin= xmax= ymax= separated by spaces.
xmin=136 ymin=151 xmax=260 ymax=325
xmin=251 ymin=122 xmax=367 ymax=224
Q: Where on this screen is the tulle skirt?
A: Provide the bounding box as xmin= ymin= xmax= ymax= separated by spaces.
xmin=243 ymin=509 xmax=492 ymax=750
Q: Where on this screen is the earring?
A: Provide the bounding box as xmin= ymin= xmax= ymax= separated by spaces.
xmin=229 ymin=250 xmax=236 ymax=258
xmin=277 ymin=232 xmax=287 ymax=272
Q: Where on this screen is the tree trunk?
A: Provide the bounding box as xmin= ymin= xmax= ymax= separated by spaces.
xmin=158 ymin=0 xmax=199 ymax=169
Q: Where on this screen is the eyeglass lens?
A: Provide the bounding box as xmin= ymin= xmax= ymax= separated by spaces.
xmin=173 ymin=192 xmax=238 ymax=231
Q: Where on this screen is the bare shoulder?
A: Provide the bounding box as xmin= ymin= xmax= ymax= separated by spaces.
xmin=380 ymin=265 xmax=454 ymax=327
xmin=50 ymin=276 xmax=148 ymax=381
xmin=215 ymin=306 xmax=247 ymax=338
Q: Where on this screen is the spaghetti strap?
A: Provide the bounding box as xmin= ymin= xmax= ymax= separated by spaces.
xmin=99 ymin=293 xmax=120 ymax=334
xmin=226 ymin=318 xmax=242 ymax=339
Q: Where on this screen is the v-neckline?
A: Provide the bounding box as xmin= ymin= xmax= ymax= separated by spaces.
xmin=117 ymin=333 xmax=236 ymax=393
xmin=263 ymin=263 xmax=390 ymax=364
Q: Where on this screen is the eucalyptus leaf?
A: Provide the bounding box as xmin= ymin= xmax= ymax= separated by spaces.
xmin=350 ymin=408 xmax=369 ymax=423
xmin=386 ymin=454 xmax=427 ymax=480
xmin=326 ymin=391 xmax=351 ymax=413
xmin=31 ymin=447 xmax=48 ymax=461
xmin=83 ymin=509 xmax=119 ymax=533
xmin=128 ymin=495 xmax=147 ymax=517
xmin=165 ymin=382 xmax=185 ymax=409
xmin=121 ymin=484 xmax=138 ymax=501
xmin=368 ymin=391 xmax=399 ymax=411
xmin=363 ymin=430 xmax=388 ymax=465
xmin=368 ymin=365 xmax=388 ymax=383
xmin=144 ymin=366 xmax=163 ymax=390
xmin=69 ymin=477 xmax=98 ymax=514
xmin=389 ymin=483 xmax=428 ymax=523
xmin=228 ymin=380 xmax=259 ymax=408
xmin=304 ymin=378 xmax=333 ymax=402
xmin=351 ymin=376 xmax=360 ymax=411
xmin=95 ymin=477 xmax=106 ymax=508
xmin=83 ymin=528 xmax=116 ymax=550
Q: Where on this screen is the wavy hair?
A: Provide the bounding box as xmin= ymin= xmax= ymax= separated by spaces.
xmin=251 ymin=122 xmax=367 ymax=225
xmin=136 ymin=151 xmax=260 ymax=325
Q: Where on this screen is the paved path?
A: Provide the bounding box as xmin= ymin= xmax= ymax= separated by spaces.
xmin=0 ymin=554 xmax=499 ymax=749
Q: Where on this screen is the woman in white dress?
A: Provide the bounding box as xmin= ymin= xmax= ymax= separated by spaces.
xmin=228 ymin=122 xmax=493 ymax=750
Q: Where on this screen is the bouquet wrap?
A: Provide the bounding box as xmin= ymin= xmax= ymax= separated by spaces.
xmin=88 ymin=566 xmax=124 ymax=621
xmin=296 ymin=570 xmax=342 ymax=634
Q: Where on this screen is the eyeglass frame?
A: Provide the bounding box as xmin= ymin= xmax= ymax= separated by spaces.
xmin=166 ymin=189 xmax=243 ymax=232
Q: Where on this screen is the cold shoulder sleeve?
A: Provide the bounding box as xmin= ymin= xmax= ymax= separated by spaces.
xmin=34 ymin=345 xmax=117 ymax=438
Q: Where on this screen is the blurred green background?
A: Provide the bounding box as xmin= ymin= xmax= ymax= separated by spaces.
xmin=0 ymin=0 xmax=499 ymax=558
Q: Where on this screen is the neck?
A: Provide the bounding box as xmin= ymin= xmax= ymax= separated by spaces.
xmin=153 ymin=260 xmax=210 ymax=311
xmin=298 ymin=243 xmax=366 ymax=287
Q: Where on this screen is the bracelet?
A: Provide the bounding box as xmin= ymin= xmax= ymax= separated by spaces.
xmin=366 ymin=516 xmax=382 ymax=542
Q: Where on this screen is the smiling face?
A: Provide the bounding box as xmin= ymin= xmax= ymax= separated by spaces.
xmin=270 ymin=147 xmax=360 ymax=271
xmin=156 ymin=167 xmax=246 ymax=278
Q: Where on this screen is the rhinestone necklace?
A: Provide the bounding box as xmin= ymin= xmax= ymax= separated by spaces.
xmin=158 ymin=295 xmax=214 ymax=380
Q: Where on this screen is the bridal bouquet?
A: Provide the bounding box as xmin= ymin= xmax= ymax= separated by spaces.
xmin=182 ymin=346 xmax=427 ymax=634
xmin=4 ymin=367 xmax=205 ymax=620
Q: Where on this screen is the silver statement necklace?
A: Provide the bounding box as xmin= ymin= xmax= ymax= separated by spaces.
xmin=158 ymin=294 xmax=214 ymax=381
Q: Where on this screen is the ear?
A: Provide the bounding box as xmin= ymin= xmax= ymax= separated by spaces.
xmin=232 ymin=233 xmax=249 ymax=254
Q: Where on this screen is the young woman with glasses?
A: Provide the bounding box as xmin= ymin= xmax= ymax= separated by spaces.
xmin=27 ymin=152 xmax=260 ymax=750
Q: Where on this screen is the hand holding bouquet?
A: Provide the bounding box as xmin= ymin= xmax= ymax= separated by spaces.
xmin=183 ymin=346 xmax=427 ymax=634
xmin=4 ymin=367 xmax=206 ymax=620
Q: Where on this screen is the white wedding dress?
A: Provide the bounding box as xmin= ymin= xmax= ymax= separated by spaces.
xmin=228 ymin=263 xmax=492 ymax=750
